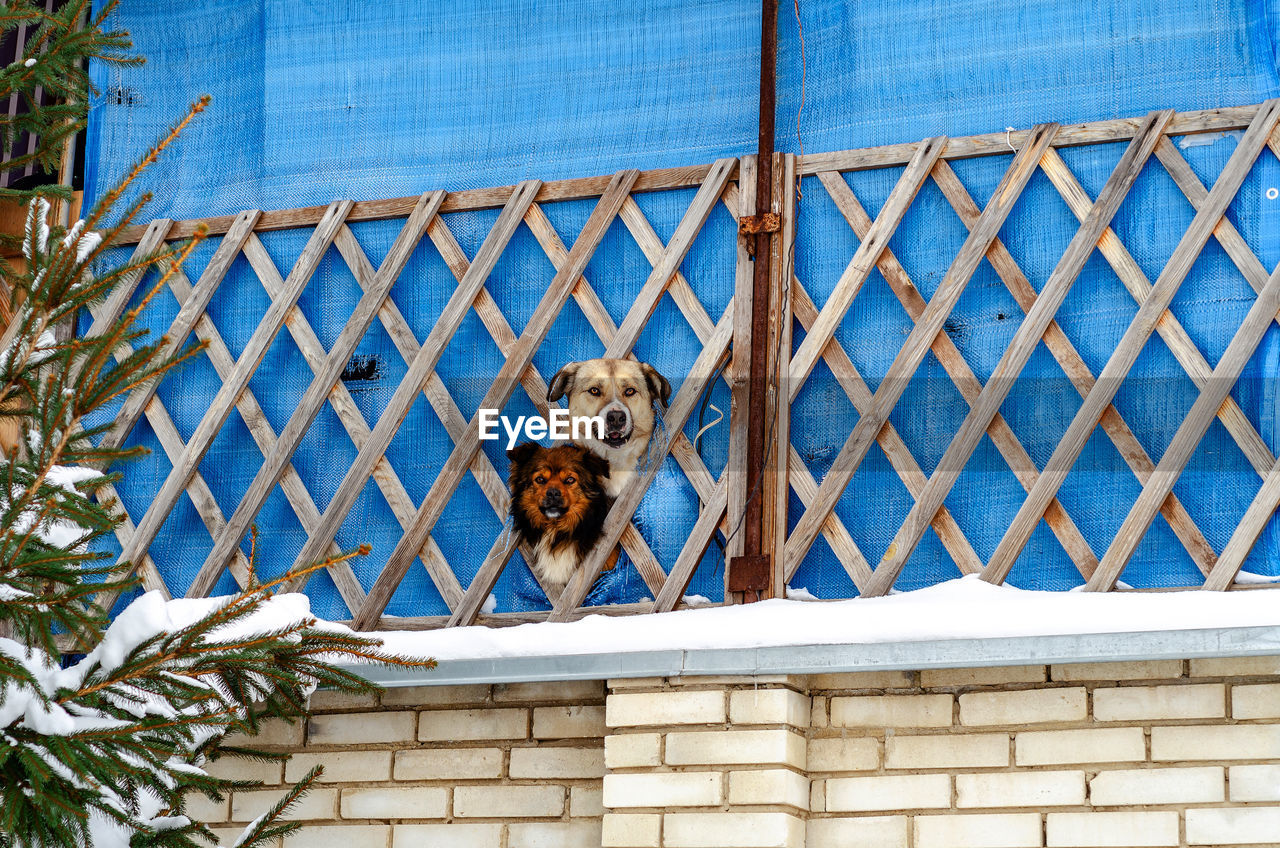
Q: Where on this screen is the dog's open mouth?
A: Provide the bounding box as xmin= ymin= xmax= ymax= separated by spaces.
xmin=540 ymin=505 xmax=565 ymax=519
xmin=603 ymin=432 xmax=629 ymax=449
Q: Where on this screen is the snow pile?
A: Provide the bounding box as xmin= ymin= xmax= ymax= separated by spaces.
xmin=376 ymin=575 xmax=1280 ymax=663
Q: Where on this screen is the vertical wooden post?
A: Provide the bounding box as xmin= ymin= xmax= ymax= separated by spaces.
xmin=727 ymin=0 xmax=782 ymax=602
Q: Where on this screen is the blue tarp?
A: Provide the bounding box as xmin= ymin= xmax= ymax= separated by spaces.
xmin=84 ymin=0 xmax=1280 ymax=614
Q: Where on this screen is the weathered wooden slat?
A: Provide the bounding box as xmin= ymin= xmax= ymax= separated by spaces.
xmin=1043 ymin=147 xmax=1276 ymax=478
xmin=111 ymin=105 xmax=1264 ymax=247
xmin=790 ymin=278 xmax=981 ymax=583
xmin=726 ymin=157 xmax=757 ymax=563
xmin=1203 ymin=453 xmax=1280 ymax=590
xmin=550 ymin=304 xmax=735 ymax=621
xmin=788 ymin=137 xmax=947 ymax=398
xmin=932 ymin=158 xmax=1218 ymax=575
xmin=816 ymin=166 xmax=1100 ymax=583
xmin=379 ymin=173 xmax=640 ymax=630
xmin=783 ymin=123 xmax=1060 ymax=578
xmin=187 ymin=193 xmax=442 ymax=598
xmin=864 ymin=112 xmax=1170 ymax=596
xmin=83 ymin=219 xmax=172 ymax=338
xmin=99 ymin=211 xmax=261 ymax=456
xmin=797 ymin=104 xmax=1263 ymax=175
xmin=115 ymin=200 xmax=354 ymax=584
xmin=190 ymin=234 xmax=429 ymax=609
xmin=604 ymin=159 xmax=737 ymax=358
xmin=653 ymin=477 xmax=729 ymax=611
xmin=1089 ymin=260 xmax=1280 ymax=590
xmin=981 ymin=98 xmax=1280 ymax=587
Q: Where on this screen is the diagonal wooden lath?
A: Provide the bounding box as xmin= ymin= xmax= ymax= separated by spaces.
xmin=981 ymin=98 xmax=1280 ymax=588
xmin=862 ymin=109 xmax=1174 ymax=596
xmin=783 ymin=123 xmax=1060 ymax=579
xmin=356 ymin=169 xmax=647 ymax=629
xmin=115 ymin=200 xmax=353 ymax=586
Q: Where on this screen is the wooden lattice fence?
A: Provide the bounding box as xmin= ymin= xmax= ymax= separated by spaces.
xmin=99 ymin=100 xmax=1280 ymax=630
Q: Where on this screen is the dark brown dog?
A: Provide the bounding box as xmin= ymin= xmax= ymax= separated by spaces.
xmin=507 ymin=442 xmax=617 ymax=598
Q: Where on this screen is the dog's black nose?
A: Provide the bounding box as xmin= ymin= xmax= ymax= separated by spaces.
xmin=605 ymin=409 xmax=628 ymax=431
xmin=543 ymin=487 xmax=564 ymax=505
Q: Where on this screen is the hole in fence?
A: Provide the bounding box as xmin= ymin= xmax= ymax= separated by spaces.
xmin=107 ymin=86 xmax=141 ymax=107
xmin=340 ymin=354 xmax=384 ymax=390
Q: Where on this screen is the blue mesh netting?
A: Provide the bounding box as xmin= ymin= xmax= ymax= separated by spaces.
xmin=84 ymin=0 xmax=1280 ymax=610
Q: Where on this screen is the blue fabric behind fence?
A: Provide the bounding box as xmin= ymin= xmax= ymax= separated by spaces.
xmin=84 ymin=0 xmax=1280 ymax=613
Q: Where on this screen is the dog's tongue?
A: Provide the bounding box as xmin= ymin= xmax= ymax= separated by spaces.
xmin=604 ymin=432 xmax=627 ymax=447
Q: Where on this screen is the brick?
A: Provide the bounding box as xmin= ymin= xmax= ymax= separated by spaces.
xmin=381 ymin=684 xmax=490 ymax=706
xmin=418 ymin=708 xmax=527 ymax=741
xmin=340 ymin=787 xmax=448 ymax=820
xmin=810 ymin=671 xmax=916 ymax=690
xmin=805 ymin=816 xmax=909 ymax=848
xmin=810 ymin=697 xmax=828 ymax=728
xmin=1088 ymin=766 xmax=1223 ymax=805
xmin=509 ymin=745 xmax=604 ymax=779
xmin=730 ymin=689 xmax=809 ymax=726
xmin=283 ymin=825 xmax=389 ymax=848
xmin=956 ymin=770 xmax=1084 ymax=808
xmin=309 ymin=688 xmax=380 ymax=711
xmin=508 ymin=821 xmax=601 ymax=848
xmin=533 ymin=705 xmax=606 ymax=739
xmin=205 ymin=755 xmax=282 ymax=785
xmin=224 ymin=717 xmax=304 ymax=748
xmin=1051 ymin=660 xmax=1183 ymax=681
xmin=914 ymin=814 xmax=1041 ymax=848
xmin=921 ymin=665 xmax=1046 ymax=687
xmin=728 ymin=769 xmax=809 ymax=808
xmin=807 ymin=737 xmax=880 ymax=772
xmin=670 ymin=675 xmax=799 ymax=687
xmin=663 ymin=812 xmax=804 ymax=848
xmin=606 ymin=677 xmax=667 ymax=689
xmin=1016 ymin=727 xmax=1144 ymax=766
xmin=184 ymin=792 xmax=228 ymax=823
xmin=1047 ymin=812 xmax=1178 ymax=847
xmin=392 ymin=823 xmax=502 ymax=848
xmin=885 ymin=733 xmax=1009 ymax=769
xmin=571 ymin=785 xmax=603 ymax=818
xmin=810 ymin=779 xmax=825 ymax=813
xmin=1092 ymin=683 xmax=1223 ymax=721
xmin=1186 ymin=807 xmax=1280 ymax=844
xmin=393 ymin=747 xmax=503 ymax=780
xmin=285 ymin=751 xmax=391 ymax=783
xmin=1151 ymin=724 xmax=1280 ymax=761
xmin=232 ymin=788 xmax=337 ymax=822
xmin=602 ymin=813 xmax=661 ymax=847
xmin=826 ymin=774 xmax=950 ymax=812
xmin=603 ymin=772 xmax=722 ymax=808
xmin=1229 ymin=764 xmax=1280 ymax=801
xmin=606 ymin=732 xmax=662 ymax=768
xmin=308 ymin=711 xmax=416 ymax=745
xmin=1190 ymin=656 xmax=1280 ymax=678
xmin=454 ymin=785 xmax=564 ymax=818
xmin=959 ymin=687 xmax=1086 ymax=726
xmin=1232 ymin=682 xmax=1280 ymax=719
xmin=606 ymin=691 xmax=726 ymax=726
xmin=494 ymin=680 xmax=605 ymax=703
xmin=666 ymin=729 xmax=805 ymax=767
xmin=830 ymin=694 xmax=952 ymax=728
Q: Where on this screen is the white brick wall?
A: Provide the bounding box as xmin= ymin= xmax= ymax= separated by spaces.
xmin=829 ymin=693 xmax=952 ymax=728
xmin=958 ymin=686 xmax=1086 ymax=726
xmin=665 ymin=729 xmax=805 ymax=767
xmin=453 ymin=785 xmax=565 ymax=818
xmin=663 ymin=812 xmax=804 ymax=848
xmin=1092 ymin=683 xmax=1224 ymax=721
xmin=805 ymin=816 xmax=908 ymax=848
xmin=914 ymin=814 xmax=1041 ymax=848
xmin=607 ymin=691 xmax=726 ymax=726
xmin=603 ymin=772 xmax=723 ymax=808
xmin=1015 ymin=727 xmax=1145 ymax=765
xmin=825 ymin=774 xmax=951 ymax=812
xmin=1228 ymin=764 xmax=1280 ymax=801
xmin=955 ymin=770 xmax=1084 ymax=807
xmin=1046 ymin=811 xmax=1179 ymax=847
xmin=1088 ymin=766 xmax=1224 ymax=805
xmin=1185 ymin=807 xmax=1280 ymax=844
xmin=885 ymin=733 xmax=1009 ymax=769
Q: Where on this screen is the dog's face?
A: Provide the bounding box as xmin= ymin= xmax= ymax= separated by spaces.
xmin=508 ymin=442 xmax=610 ymax=530
xmin=547 ymin=359 xmax=671 ymax=452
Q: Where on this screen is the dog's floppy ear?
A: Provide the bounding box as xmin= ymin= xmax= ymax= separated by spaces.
xmin=580 ymin=449 xmax=612 ymax=485
xmin=507 ymin=441 xmax=541 ymax=468
xmin=640 ymin=363 xmax=672 ymax=408
xmin=547 ymin=362 xmax=580 ymax=403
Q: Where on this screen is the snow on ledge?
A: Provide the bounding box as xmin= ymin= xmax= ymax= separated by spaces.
xmin=354 ymin=575 xmax=1280 ymax=685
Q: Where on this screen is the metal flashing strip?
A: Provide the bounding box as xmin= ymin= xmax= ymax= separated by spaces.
xmin=346 ymin=624 xmax=1280 ymax=688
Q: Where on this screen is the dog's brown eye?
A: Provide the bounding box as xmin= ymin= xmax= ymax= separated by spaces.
xmin=563 ymin=476 xmax=576 ymax=485
xmin=624 ymin=387 xmax=637 ymax=397
xmin=535 ymin=475 xmax=547 ymax=485
xmin=588 ymin=387 xmax=601 ymax=396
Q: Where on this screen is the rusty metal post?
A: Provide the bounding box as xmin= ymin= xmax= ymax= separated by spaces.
xmin=727 ymin=0 xmax=779 ymax=602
